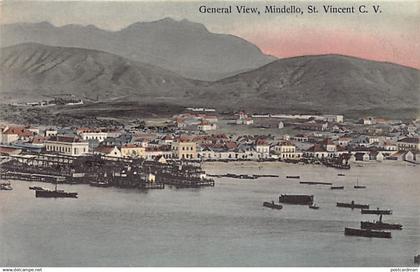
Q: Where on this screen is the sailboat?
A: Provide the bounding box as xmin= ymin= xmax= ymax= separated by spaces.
xmin=35 ymin=181 xmax=78 ymax=198
xmin=354 ymin=177 xmax=366 ymax=189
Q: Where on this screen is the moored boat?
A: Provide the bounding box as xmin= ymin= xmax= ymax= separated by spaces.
xmin=36 ymin=189 xmax=78 ymax=198
xmin=279 ymin=194 xmax=313 ymax=205
xmin=331 ymin=186 xmax=344 ymax=190
xmin=344 ymin=227 xmax=391 ymax=238
xmin=337 ymin=174 xmax=345 ymax=176
xmin=286 ymin=176 xmax=300 ymax=179
xmin=0 ymin=182 xmax=13 ymax=190
xmin=89 ymin=181 xmax=112 ymax=187
xmin=361 ymin=208 xmax=392 ymax=215
xmin=354 ymin=178 xmax=366 ymax=189
xmin=300 ymin=181 xmax=332 ymax=185
xmin=337 ymin=201 xmax=369 ymax=209
xmin=361 ymin=215 xmax=402 ymax=230
xmin=29 ymin=186 xmax=46 ymax=191
xmin=263 ymin=201 xmax=283 ymax=210
xmin=35 ymin=182 xmax=78 ymax=198
xmin=309 ymin=203 xmax=319 ymax=209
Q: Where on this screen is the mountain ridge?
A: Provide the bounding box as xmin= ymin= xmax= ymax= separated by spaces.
xmin=1 ymin=43 xmax=419 ymax=118
xmin=1 ymin=18 xmax=276 ymax=81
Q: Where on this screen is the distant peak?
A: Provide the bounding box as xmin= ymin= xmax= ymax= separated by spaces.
xmin=122 ymin=17 xmax=208 ymax=32
xmin=157 ymin=17 xmax=177 ymax=24
xmin=5 ymin=21 xmax=54 ymax=28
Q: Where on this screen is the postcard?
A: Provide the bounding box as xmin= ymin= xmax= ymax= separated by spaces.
xmin=0 ymin=0 xmax=419 ymax=269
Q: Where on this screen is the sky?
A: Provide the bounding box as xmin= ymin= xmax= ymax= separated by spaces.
xmin=1 ymin=0 xmax=419 ymax=69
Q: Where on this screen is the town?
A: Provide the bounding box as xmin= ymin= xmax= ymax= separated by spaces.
xmin=0 ymin=108 xmax=419 ymax=191
xmin=1 ymin=109 xmax=418 ymax=164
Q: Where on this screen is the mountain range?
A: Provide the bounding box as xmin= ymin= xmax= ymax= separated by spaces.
xmin=1 ymin=43 xmax=419 ymax=117
xmin=1 ymin=18 xmax=275 ymax=81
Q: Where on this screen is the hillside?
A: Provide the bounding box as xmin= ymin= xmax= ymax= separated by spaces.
xmin=199 ymin=54 xmax=420 ymax=115
xmin=0 ymin=43 xmax=196 ymax=103
xmin=1 ymin=44 xmax=419 ymax=118
xmin=1 ymin=19 xmax=275 ymax=81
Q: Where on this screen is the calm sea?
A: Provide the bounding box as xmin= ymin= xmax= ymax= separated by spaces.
xmin=1 ymin=161 xmax=419 ymax=267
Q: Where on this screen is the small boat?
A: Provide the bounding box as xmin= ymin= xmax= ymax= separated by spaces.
xmin=331 ymin=186 xmax=344 ymax=190
xmin=344 ymin=227 xmax=391 ymax=238
xmin=263 ymin=201 xmax=283 ymax=210
xmin=89 ymin=181 xmax=112 ymax=187
xmin=337 ymin=174 xmax=345 ymax=176
xmin=286 ymin=176 xmax=300 ymax=179
xmin=300 ymin=181 xmax=332 ymax=185
xmin=36 ymin=189 xmax=78 ymax=198
xmin=279 ymin=194 xmax=314 ymax=205
xmin=309 ymin=203 xmax=320 ymax=209
xmin=35 ymin=183 xmax=78 ymax=198
xmin=354 ymin=178 xmax=366 ymax=189
xmin=0 ymin=182 xmax=13 ymax=190
xmin=361 ymin=208 xmax=392 ymax=215
xmin=29 ymin=186 xmax=46 ymax=191
xmin=361 ymin=215 xmax=402 ymax=230
xmin=337 ymin=201 xmax=369 ymax=209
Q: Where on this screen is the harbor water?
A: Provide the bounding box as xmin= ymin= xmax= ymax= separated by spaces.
xmin=1 ymin=161 xmax=419 ymax=266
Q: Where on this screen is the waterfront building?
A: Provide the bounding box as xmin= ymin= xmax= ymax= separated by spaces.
xmin=272 ymin=141 xmax=301 ymax=159
xmin=255 ymin=139 xmax=270 ymax=159
xmin=172 ymin=139 xmax=197 ymax=160
xmin=322 ymin=138 xmax=337 ymax=152
xmin=120 ymin=144 xmax=145 ymax=158
xmin=1 ymin=126 xmax=34 ymax=144
xmin=94 ymin=146 xmax=122 ymax=158
xmin=45 ymin=136 xmax=89 ymax=156
xmin=397 ymin=137 xmax=420 ymax=151
xmin=144 ymin=146 xmax=173 ymax=160
xmin=78 ymin=129 xmax=108 ymax=142
xmin=304 ymin=144 xmax=329 ymax=158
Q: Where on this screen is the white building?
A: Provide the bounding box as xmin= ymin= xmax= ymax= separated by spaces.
xmin=80 ymin=131 xmax=108 ymax=142
xmin=45 ymin=136 xmax=89 ymax=156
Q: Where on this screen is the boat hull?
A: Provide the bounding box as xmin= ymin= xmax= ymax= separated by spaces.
xmin=35 ymin=190 xmax=78 ymax=198
xmin=361 ymin=221 xmax=402 ymax=230
xmin=344 ymin=227 xmax=391 ymax=238
xmin=279 ymin=194 xmax=313 ymax=205
xmin=263 ymin=202 xmax=283 ymax=209
xmin=337 ymin=202 xmax=369 ymax=209
xmin=361 ymin=209 xmax=392 ymax=215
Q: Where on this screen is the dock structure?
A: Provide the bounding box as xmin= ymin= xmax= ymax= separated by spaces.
xmin=1 ymin=153 xmax=214 ymax=190
xmin=0 ymin=171 xmax=65 ymax=183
